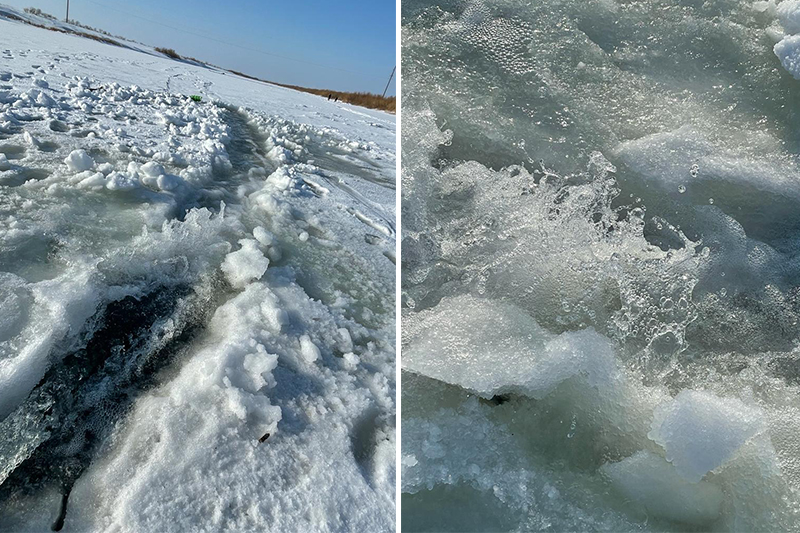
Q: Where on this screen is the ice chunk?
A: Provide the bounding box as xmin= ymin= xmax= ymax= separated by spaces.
xmin=156 ymin=173 xmax=182 ymax=191
xmin=64 ymin=149 xmax=95 ymax=172
xmin=266 ymin=167 xmax=292 ymax=190
xmin=523 ymin=329 xmax=619 ymax=399
xmin=405 ymin=295 xmax=621 ymax=398
xmin=403 ymin=294 xmax=551 ymax=396
xmin=77 ymin=172 xmax=106 ymax=190
xmin=257 ymin=291 xmax=289 ymax=333
xmin=778 ymin=0 xmax=800 ymax=33
xmin=22 ymin=131 xmax=38 ymax=148
xmin=299 ymin=334 xmax=321 ymax=363
xmin=602 ymin=451 xmax=723 ymax=526
xmin=753 ymin=0 xmax=778 ymax=15
xmin=220 ymin=239 xmax=269 ymax=289
xmin=253 ymin=226 xmax=274 ymax=246
xmin=97 ymin=162 xmax=114 ymax=175
xmin=775 ymin=34 xmax=800 ymax=78
xmin=140 ymin=161 xmax=165 ymax=178
xmin=648 ymin=390 xmax=766 ymax=482
xmin=105 ymin=171 xmax=139 ymax=191
xmin=35 ymin=91 xmax=56 ymax=107
xmin=0 ymin=153 xmax=10 ymax=171
xmin=337 ymin=327 xmax=354 ymax=353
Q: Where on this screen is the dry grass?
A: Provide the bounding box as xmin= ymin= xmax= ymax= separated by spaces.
xmin=228 ymin=70 xmax=395 ymax=112
xmin=36 ymin=23 xmax=121 ymax=47
xmin=23 ymin=7 xmax=55 ymax=20
xmin=24 ymin=7 xmax=125 ymax=39
xmin=72 ymin=30 xmax=120 ymax=47
xmin=2 ymin=11 xmax=24 ymax=22
xmin=284 ymin=87 xmax=395 ymax=112
xmin=155 ymin=47 xmax=181 ymax=60
xmin=11 ymin=8 xmax=122 ymax=47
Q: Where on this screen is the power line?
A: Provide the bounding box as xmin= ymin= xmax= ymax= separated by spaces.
xmin=79 ymin=0 xmax=373 ymax=79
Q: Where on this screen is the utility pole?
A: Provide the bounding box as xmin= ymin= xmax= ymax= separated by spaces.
xmin=65 ymin=0 xmax=69 ymax=22
xmin=382 ymin=66 xmax=395 ymax=98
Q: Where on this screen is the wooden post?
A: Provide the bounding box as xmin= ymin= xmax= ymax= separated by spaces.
xmin=382 ymin=66 xmax=395 ymax=98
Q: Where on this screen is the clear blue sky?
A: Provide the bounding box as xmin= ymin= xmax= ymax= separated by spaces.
xmin=4 ymin=0 xmax=396 ymax=95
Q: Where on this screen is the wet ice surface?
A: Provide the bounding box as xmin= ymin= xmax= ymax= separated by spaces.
xmin=402 ymin=0 xmax=800 ymax=531
xmin=0 ymin=8 xmax=395 ymax=532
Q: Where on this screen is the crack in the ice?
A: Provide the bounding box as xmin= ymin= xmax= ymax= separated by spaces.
xmin=0 ymin=281 xmax=216 ymax=527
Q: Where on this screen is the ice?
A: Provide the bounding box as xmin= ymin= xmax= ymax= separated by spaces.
xmin=0 ymin=266 xmax=100 ymax=419
xmin=773 ymin=0 xmax=800 ymax=77
xmin=76 ymin=171 xmax=106 ymax=190
xmin=526 ymin=329 xmax=620 ymax=398
xmin=63 ymin=278 xmax=394 ymax=532
xmin=778 ymin=0 xmax=800 ymax=33
xmin=403 ymin=294 xmax=551 ymax=396
xmin=753 ymin=0 xmax=777 ymax=14
xmin=299 ymin=334 xmax=321 ymax=363
xmin=406 ymin=299 xmax=622 ymax=400
xmin=155 ymin=173 xmax=181 ymax=191
xmin=402 ymin=0 xmax=800 ymax=529
xmin=140 ymin=161 xmax=165 ymax=178
xmin=601 ymin=451 xmax=724 ymax=526
xmin=105 ymin=171 xmax=138 ymax=191
xmin=63 ymin=149 xmax=95 ymax=172
xmin=220 ymin=239 xmax=270 ymax=289
xmin=775 ymin=34 xmax=800 ymax=78
xmin=252 ymin=226 xmax=274 ymax=246
xmin=0 ymin=273 xmax=29 ymax=342
xmin=648 ymin=390 xmax=766 ymax=482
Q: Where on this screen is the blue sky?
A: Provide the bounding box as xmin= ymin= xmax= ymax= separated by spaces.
xmin=5 ymin=0 xmax=396 ymax=94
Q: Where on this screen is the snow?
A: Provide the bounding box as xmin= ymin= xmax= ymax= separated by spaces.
xmin=0 ymin=6 xmax=394 ymax=532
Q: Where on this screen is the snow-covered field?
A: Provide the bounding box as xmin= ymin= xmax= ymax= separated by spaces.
xmin=0 ymin=7 xmax=395 ymax=532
